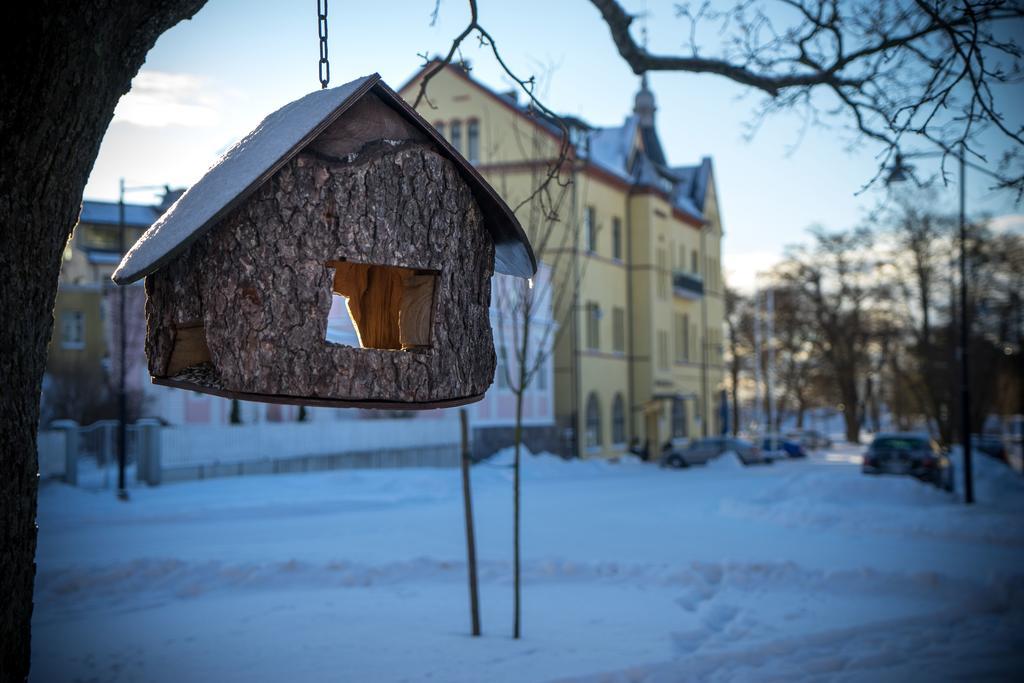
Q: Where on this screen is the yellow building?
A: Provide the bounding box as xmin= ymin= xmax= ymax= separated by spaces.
xmin=408 ymin=64 xmax=724 ymax=457
xmin=49 ymin=199 xmax=161 ymax=372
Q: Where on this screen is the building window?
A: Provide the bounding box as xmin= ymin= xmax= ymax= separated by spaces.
xmin=612 ymin=393 xmax=626 ymax=445
xmin=674 ymin=313 xmax=685 ymax=363
xmin=585 ymin=392 xmax=602 ymax=449
xmin=612 ymin=306 xmax=625 ymax=353
xmin=536 ymin=357 xmax=547 ymax=390
xmin=683 ymin=313 xmax=691 ymax=360
xmin=585 ymin=301 xmax=601 ymax=350
xmin=434 ymin=121 xmax=446 ymax=140
xmin=611 ymin=217 xmax=622 ymax=260
xmin=672 ymin=398 xmax=688 ymax=438
xmin=656 ymin=249 xmax=667 ymax=299
xmin=691 ymin=249 xmax=699 ymax=274
xmin=496 ymin=345 xmax=508 ymax=389
xmin=60 ymin=310 xmax=85 ymax=350
xmin=657 ymin=330 xmax=668 ymax=370
xmin=450 ymin=120 xmax=463 ymax=154
xmin=584 ymin=206 xmax=597 ymax=253
xmin=467 ymin=119 xmax=480 ymax=163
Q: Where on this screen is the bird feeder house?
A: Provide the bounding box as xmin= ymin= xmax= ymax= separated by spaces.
xmin=112 ymin=74 xmax=535 ymax=409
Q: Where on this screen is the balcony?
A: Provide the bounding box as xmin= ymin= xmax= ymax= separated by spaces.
xmin=672 ymin=270 xmax=704 ymax=299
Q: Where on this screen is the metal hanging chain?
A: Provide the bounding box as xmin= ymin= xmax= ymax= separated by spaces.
xmin=317 ymin=0 xmax=330 ymax=89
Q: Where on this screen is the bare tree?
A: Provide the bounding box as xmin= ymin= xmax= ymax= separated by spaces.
xmin=590 ymin=0 xmax=1024 ymax=194
xmin=776 ymin=228 xmax=882 ymax=442
xmin=770 ymin=283 xmax=824 ymax=429
xmin=724 ymin=286 xmax=753 ymax=435
xmin=880 ymin=189 xmax=959 ymax=439
xmin=491 ymin=117 xmax=589 ymax=639
xmin=42 ymin=361 xmax=151 ymax=427
xmin=879 ymin=192 xmax=1024 ymax=440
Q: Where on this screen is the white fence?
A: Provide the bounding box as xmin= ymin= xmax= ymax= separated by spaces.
xmin=38 ymin=430 xmax=68 ymax=479
xmin=38 ymin=416 xmax=463 ymax=486
xmin=159 ymin=417 xmax=459 ymax=467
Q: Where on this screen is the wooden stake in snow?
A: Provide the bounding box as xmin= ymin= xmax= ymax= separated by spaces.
xmin=460 ymin=409 xmax=481 ymax=636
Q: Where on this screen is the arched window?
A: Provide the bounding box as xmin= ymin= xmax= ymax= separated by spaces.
xmin=611 ymin=393 xmax=626 ymax=445
xmin=585 ymin=392 xmax=602 ymax=449
xmin=672 ymin=398 xmax=688 ymax=438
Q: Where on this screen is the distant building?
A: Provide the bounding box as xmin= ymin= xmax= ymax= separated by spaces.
xmin=400 ymin=64 xmax=727 ymax=457
xmin=45 ymin=190 xmax=185 ymax=424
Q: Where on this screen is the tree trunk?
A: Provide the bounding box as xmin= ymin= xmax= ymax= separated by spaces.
xmin=512 ymin=292 xmax=531 ymax=640
xmin=0 ymin=3 xmax=206 ymax=677
xmin=840 ymin=377 xmax=861 ymax=444
xmin=730 ymin=361 xmax=741 ymax=436
xmin=513 ymin=390 xmax=523 ymax=639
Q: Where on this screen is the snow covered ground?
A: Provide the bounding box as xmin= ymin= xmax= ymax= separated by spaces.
xmin=32 ymin=444 xmax=1024 ymax=682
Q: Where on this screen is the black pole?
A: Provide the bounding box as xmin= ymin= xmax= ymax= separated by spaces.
xmin=700 ymin=228 xmax=709 ymax=437
xmin=959 ymin=149 xmax=974 ymax=504
xmin=117 ymin=179 xmax=129 ymax=501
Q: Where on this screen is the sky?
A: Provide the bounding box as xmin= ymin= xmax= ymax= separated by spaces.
xmin=83 ymin=0 xmax=1024 ymax=292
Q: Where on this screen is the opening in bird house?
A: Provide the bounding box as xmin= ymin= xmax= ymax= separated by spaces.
xmin=326 ymin=260 xmax=437 ymax=351
xmin=166 ymin=320 xmax=212 ymax=375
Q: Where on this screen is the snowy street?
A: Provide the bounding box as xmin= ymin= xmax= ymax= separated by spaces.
xmin=32 ymin=446 xmax=1024 ymax=682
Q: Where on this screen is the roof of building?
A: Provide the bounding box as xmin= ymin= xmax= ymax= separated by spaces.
xmin=400 ymin=62 xmax=715 ymax=227
xmin=79 ymin=200 xmax=161 ymax=228
xmin=113 ymin=74 xmax=535 ymax=285
xmin=584 ymin=117 xmax=713 ymax=224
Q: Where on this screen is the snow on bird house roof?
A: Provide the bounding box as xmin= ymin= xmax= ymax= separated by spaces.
xmin=112 ymin=74 xmax=535 ymax=285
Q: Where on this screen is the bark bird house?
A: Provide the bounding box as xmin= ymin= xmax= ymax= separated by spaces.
xmin=112 ymin=74 xmax=535 ymax=409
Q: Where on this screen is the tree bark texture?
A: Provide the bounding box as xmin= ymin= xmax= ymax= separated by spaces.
xmin=145 ymin=142 xmax=496 ymax=404
xmin=0 ymin=2 xmax=207 ymax=678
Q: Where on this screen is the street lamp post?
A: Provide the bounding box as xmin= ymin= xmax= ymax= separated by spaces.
xmin=885 ymin=147 xmax=990 ymax=504
xmin=116 ymin=180 xmax=168 ymax=501
xmin=117 ymin=180 xmax=127 ymax=501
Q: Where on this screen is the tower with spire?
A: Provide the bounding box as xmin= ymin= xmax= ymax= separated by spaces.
xmin=633 ymin=74 xmax=666 ymax=166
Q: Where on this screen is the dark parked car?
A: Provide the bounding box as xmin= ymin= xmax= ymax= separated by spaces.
xmin=972 ymin=434 xmax=1008 ymax=463
xmin=661 ymin=437 xmax=766 ymax=468
xmin=760 ymin=436 xmax=807 ymax=459
xmin=862 ymin=433 xmax=954 ymax=490
xmin=785 ymin=429 xmax=832 ymax=450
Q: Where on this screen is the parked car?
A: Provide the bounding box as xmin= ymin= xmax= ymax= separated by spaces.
xmin=760 ymin=436 xmax=807 ymax=459
xmin=785 ymin=429 xmax=832 ymax=450
xmin=972 ymin=434 xmax=1008 ymax=464
xmin=862 ymin=433 xmax=954 ymax=490
xmin=661 ymin=437 xmax=766 ymax=468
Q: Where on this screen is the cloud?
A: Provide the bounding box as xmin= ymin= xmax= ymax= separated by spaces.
xmin=113 ymin=71 xmax=219 ymax=128
xmin=989 ymin=213 xmax=1024 ymax=235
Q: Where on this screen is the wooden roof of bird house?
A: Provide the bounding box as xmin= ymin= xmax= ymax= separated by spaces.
xmin=112 ymin=73 xmax=536 ymax=285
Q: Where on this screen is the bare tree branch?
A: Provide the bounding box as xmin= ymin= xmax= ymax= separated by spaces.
xmin=588 ymin=0 xmax=1024 ymax=195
